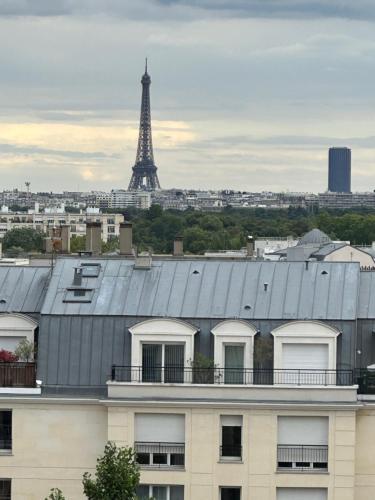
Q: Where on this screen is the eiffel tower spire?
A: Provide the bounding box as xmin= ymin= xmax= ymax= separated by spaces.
xmin=128 ymin=60 xmax=161 ymax=191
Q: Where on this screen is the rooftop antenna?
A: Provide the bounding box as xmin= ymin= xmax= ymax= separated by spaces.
xmin=145 ymin=57 xmax=148 ymax=74
xmin=25 ymin=181 xmax=30 ymax=197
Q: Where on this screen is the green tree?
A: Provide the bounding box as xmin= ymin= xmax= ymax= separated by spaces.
xmin=82 ymin=442 xmax=140 ymax=500
xmin=45 ymin=488 xmax=65 ymax=500
xmin=15 ymin=339 xmax=34 ymax=362
xmin=2 ymin=227 xmax=43 ymax=253
xmin=70 ymin=235 xmax=86 ymax=253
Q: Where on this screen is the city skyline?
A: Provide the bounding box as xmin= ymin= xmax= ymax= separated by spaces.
xmin=1 ymin=1 xmax=375 ymax=192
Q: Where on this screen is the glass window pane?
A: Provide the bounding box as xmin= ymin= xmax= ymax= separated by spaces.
xmin=0 ymin=412 xmax=11 ymax=450
xmin=152 ymin=486 xmax=167 ymax=500
xmin=222 ymin=426 xmax=242 ymax=457
xmin=142 ymin=344 xmax=162 ymax=382
xmin=221 ymin=487 xmax=241 ymax=500
xmin=136 ymin=485 xmax=150 ymax=500
xmin=170 ymin=485 xmax=184 ymax=500
xmin=224 ymin=346 xmax=244 ymax=384
xmin=165 ymin=344 xmax=185 ymax=383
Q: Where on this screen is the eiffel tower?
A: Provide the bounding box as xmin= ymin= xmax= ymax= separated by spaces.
xmin=128 ymin=60 xmax=161 ymax=191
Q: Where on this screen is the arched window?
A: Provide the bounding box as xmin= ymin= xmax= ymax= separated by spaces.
xmin=271 ymin=321 xmax=340 ymax=384
xmin=130 ymin=319 xmax=197 ymax=383
xmin=212 ymin=320 xmax=258 ymax=384
xmin=0 ymin=314 xmax=37 ymax=357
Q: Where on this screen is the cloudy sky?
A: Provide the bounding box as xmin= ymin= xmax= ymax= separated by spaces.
xmin=1 ymin=0 xmax=375 ymax=193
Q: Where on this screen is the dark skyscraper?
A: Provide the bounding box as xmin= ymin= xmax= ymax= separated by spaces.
xmin=128 ymin=60 xmax=161 ymax=191
xmin=328 ymin=147 xmax=351 ymax=193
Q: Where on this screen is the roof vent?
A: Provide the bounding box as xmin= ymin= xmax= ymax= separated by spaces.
xmin=0 ymin=299 xmax=6 ymax=304
xmin=264 ymin=283 xmax=269 ymax=292
xmin=134 ymin=253 xmax=152 ymax=270
xmin=73 ymin=267 xmax=83 ymax=286
xmin=244 ymin=304 xmax=251 ymax=310
xmin=192 ymin=270 xmax=200 ymax=275
xmin=321 ymin=270 xmax=328 ymax=275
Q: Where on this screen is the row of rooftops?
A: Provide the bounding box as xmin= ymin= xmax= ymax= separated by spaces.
xmin=0 ymin=256 xmax=374 ymax=320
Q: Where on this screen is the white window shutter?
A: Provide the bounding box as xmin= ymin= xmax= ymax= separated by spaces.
xmin=135 ymin=414 xmax=185 ymax=442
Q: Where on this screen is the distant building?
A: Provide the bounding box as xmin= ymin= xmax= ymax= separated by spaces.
xmin=328 ymin=147 xmax=351 ymax=193
xmin=95 ymin=190 xmax=151 ymax=210
xmin=0 ymin=206 xmax=124 ymax=242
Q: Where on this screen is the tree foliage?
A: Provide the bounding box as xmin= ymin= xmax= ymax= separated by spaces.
xmin=15 ymin=339 xmax=34 ymax=362
xmin=82 ymin=442 xmax=140 ymax=500
xmin=45 ymin=488 xmax=65 ymax=500
xmin=2 ymin=227 xmax=43 ymax=253
xmin=124 ymin=205 xmax=375 ymax=255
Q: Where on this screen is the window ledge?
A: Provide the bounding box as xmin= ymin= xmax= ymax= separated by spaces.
xmin=276 ymin=469 xmax=329 ymax=474
xmin=218 ymin=459 xmax=243 ymax=464
xmin=139 ymin=466 xmax=185 ymax=472
xmin=0 ymin=451 xmax=12 ymax=456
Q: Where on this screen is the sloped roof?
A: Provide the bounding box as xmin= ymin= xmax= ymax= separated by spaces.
xmin=298 ymin=228 xmax=332 ymax=246
xmin=311 ymin=242 xmax=347 ymax=257
xmin=41 ymin=257 xmax=360 ymax=320
xmin=0 ymin=266 xmax=50 ymax=314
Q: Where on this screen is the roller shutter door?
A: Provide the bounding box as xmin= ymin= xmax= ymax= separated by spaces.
xmin=282 ymin=343 xmax=328 ymax=370
xmin=277 ymin=488 xmax=327 ymax=500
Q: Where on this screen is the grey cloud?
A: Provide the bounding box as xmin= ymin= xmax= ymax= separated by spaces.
xmin=0 ymin=143 xmax=120 ymax=160
xmin=2 ymin=0 xmax=375 ymax=22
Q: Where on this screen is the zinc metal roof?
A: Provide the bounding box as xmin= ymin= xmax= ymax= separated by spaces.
xmin=358 ymin=271 xmax=375 ymax=318
xmin=0 ymin=266 xmax=50 ymax=314
xmin=41 ymin=258 xmax=360 ymax=320
xmin=298 ymin=228 xmax=331 ymax=246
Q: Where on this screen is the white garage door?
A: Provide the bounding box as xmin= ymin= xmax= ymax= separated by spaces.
xmin=282 ymin=343 xmax=328 ymax=370
xmin=277 ymin=488 xmax=327 ymax=500
xmin=0 ymin=336 xmax=24 ymax=353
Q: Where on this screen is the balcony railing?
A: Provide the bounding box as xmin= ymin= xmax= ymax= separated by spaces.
xmin=277 ymin=444 xmax=328 ymax=471
xmin=135 ymin=442 xmax=185 ymax=469
xmin=220 ymin=444 xmax=242 ymax=459
xmin=111 ymin=366 xmax=354 ymax=386
xmin=0 ymin=362 xmax=36 ymax=388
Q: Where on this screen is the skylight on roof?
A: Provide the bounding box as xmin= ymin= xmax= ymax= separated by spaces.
xmin=63 ymin=288 xmax=94 ymax=303
xmin=80 ymin=263 xmax=101 ymax=277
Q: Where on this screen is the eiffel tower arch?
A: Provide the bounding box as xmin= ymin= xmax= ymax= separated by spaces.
xmin=128 ymin=60 xmax=161 ymax=191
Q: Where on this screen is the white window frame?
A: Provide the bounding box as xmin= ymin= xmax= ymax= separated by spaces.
xmin=140 ymin=485 xmax=183 ymax=500
xmin=271 ymin=321 xmax=340 ymax=371
xmin=212 ymin=320 xmax=257 ymax=370
xmin=130 ymin=319 xmax=197 ymax=380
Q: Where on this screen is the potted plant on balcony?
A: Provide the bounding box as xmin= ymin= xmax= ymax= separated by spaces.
xmin=15 ymin=339 xmax=34 ymax=362
xmin=190 ymin=353 xmax=217 ymax=384
xmin=0 ymin=350 xmax=19 ymax=387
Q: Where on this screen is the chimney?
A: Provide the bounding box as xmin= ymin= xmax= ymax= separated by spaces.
xmin=60 ymin=225 xmax=71 ymax=253
xmin=86 ymin=222 xmax=102 ymax=255
xmin=73 ymin=267 xmax=83 ymax=286
xmin=246 ymin=235 xmax=254 ymax=257
xmin=119 ymin=222 xmax=133 ymax=255
xmin=173 ymin=236 xmax=184 ymax=257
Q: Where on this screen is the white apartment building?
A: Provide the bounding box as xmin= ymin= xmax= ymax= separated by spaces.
xmin=0 ymin=206 xmax=124 ymax=243
xmin=95 ymin=190 xmax=151 ymax=210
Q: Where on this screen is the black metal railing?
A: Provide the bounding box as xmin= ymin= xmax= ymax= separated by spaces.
xmin=220 ymin=444 xmax=242 ymax=459
xmin=0 ymin=363 xmax=36 ymax=388
xmin=111 ymin=366 xmax=354 ymax=386
xmin=277 ymin=445 xmax=328 ymax=471
xmin=134 ymin=442 xmax=185 ymax=469
xmin=0 ymin=425 xmax=11 ymax=450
